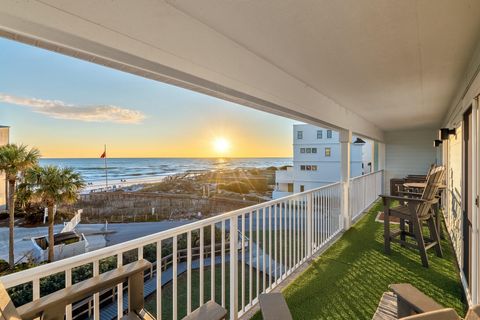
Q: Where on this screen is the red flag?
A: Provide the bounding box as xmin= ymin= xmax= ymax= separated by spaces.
xmin=100 ymin=151 xmax=106 ymax=158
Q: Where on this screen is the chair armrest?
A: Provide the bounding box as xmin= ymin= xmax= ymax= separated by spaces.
xmin=399 ymin=308 xmax=460 ymax=320
xmin=182 ymin=300 xmax=227 ymax=320
xmin=389 ymin=284 xmax=444 ymax=318
xmin=380 ymin=195 xmax=429 ymax=203
xmin=465 ymin=304 xmax=480 ymax=319
xmin=259 ymin=293 xmax=293 ymax=320
xmin=398 ymin=191 xmax=423 ymax=197
xmin=18 ymin=260 xmax=152 ymax=320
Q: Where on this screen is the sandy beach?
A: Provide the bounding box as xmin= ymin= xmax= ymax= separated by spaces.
xmin=81 ymin=174 xmax=169 ymax=193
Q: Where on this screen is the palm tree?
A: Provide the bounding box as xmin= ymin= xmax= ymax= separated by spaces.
xmin=27 ymin=166 xmax=85 ymax=261
xmin=0 ymin=144 xmax=40 ymax=267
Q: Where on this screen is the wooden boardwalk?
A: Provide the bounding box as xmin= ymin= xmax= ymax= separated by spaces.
xmin=100 ymin=242 xmax=284 ymax=319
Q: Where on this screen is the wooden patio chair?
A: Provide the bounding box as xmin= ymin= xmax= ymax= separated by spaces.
xmin=404 ymin=164 xmax=436 ymax=184
xmin=181 ymin=300 xmax=227 ymax=320
xmin=373 ymin=283 xmax=480 ymax=320
xmin=398 ymin=165 xmax=445 ymax=240
xmin=0 ymin=260 xmax=152 ymax=320
xmin=380 ymin=166 xmax=445 ymax=268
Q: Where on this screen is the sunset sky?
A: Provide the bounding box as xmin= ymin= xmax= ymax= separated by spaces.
xmin=0 ymin=38 xmax=295 ymax=158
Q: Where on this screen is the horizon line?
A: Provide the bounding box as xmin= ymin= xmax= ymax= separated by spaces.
xmin=40 ymin=156 xmax=293 ymax=159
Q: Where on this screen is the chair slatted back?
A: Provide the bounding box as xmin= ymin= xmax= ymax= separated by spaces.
xmin=417 ymin=166 xmax=445 ymax=218
xmin=0 ymin=281 xmax=21 ymax=320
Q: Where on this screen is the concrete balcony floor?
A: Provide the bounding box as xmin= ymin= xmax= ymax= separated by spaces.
xmin=253 ymin=201 xmax=467 ymax=319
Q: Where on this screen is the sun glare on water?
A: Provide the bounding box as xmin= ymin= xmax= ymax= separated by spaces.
xmin=213 ymin=137 xmax=231 ymax=155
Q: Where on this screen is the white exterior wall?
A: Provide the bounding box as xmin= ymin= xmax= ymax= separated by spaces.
xmin=0 ymin=126 xmax=9 ymax=210
xmin=445 ymin=127 xmax=463 ymax=265
xmin=440 ymin=34 xmax=480 ymax=307
xmin=273 ymin=124 xmax=368 ymax=198
xmin=384 ymin=129 xmax=437 ymax=193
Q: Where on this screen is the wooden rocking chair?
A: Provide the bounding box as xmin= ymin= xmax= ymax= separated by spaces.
xmin=380 ymin=166 xmax=445 ymax=268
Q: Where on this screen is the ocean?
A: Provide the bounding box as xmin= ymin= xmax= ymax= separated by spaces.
xmin=39 ymin=158 xmax=293 ymax=186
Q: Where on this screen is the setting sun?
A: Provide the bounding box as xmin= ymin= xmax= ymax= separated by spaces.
xmin=213 ymin=137 xmax=231 ymax=154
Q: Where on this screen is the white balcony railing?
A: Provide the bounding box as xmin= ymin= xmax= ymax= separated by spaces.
xmin=349 ymin=170 xmax=384 ymax=220
xmin=0 ymin=171 xmax=383 ymax=320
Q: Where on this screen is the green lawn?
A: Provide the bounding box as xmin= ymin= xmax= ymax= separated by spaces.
xmin=253 ymin=201 xmax=467 ymax=319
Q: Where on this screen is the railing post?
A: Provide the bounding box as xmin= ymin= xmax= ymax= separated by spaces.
xmin=307 ymin=193 xmax=313 ymax=258
xmin=229 ymin=216 xmax=238 ymax=319
xmin=340 ymin=129 xmax=352 ymax=230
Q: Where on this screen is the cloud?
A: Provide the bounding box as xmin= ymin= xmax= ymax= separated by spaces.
xmin=0 ymin=93 xmax=146 ymax=124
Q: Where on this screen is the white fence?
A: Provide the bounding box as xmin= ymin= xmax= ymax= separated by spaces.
xmin=1 ymin=171 xmax=382 ymax=320
xmin=349 ymin=170 xmax=384 ymax=220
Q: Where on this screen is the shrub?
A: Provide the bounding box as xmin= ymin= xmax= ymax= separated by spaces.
xmin=0 ymin=259 xmax=9 ymax=273
xmin=219 ymin=181 xmax=250 ymax=194
xmin=244 ymin=178 xmax=268 ymax=193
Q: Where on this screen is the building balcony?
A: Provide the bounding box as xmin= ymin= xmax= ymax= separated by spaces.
xmin=275 ymin=168 xmax=294 ymax=184
xmin=0 ymin=170 xmax=467 ymax=320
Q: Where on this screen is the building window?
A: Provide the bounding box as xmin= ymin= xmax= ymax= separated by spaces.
xmin=317 ymin=130 xmax=322 ymax=139
xmin=306 ymin=148 xmax=311 ymax=153
xmin=297 ymin=131 xmax=303 ymax=139
xmin=300 ymin=165 xmax=306 ymax=170
xmin=327 ymin=130 xmax=332 ymax=139
xmin=312 ymin=165 xmax=317 ymax=171
xmin=300 ymin=148 xmax=305 ymax=153
xmin=300 ymin=185 xmax=305 ymax=192
xmin=312 ymin=148 xmax=317 ymax=153
xmin=325 ymin=147 xmax=331 ymax=157
xmin=306 ymin=165 xmax=311 ymax=171
xmin=288 ymin=183 xmax=293 ymax=192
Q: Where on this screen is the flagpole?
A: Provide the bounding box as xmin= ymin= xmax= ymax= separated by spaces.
xmin=104 ymin=144 xmax=108 ymax=190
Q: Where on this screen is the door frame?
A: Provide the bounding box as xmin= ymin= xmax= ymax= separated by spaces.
xmin=462 ymin=99 xmax=479 ymax=306
xmin=462 ymin=106 xmax=473 ymax=293
xmin=471 ymin=98 xmax=479 ymax=305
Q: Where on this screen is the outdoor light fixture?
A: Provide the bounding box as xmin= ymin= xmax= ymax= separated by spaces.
xmin=434 ymin=140 xmax=442 ymax=147
xmin=439 ymin=128 xmax=456 ymax=140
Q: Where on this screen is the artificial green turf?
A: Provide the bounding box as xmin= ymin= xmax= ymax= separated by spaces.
xmin=252 ymin=201 xmax=467 ymax=319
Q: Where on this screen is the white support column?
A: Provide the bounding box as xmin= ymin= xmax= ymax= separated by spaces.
xmin=377 ymin=142 xmax=386 ymax=194
xmin=340 ymin=129 xmax=352 ymax=230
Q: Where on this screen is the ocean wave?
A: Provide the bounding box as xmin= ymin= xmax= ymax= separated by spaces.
xmin=40 ymin=158 xmax=293 ymax=183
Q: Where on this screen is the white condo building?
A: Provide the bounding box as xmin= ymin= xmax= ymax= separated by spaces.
xmin=273 ymin=124 xmax=371 ymax=199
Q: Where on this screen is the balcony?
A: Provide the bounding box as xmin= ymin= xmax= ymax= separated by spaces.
xmin=0 ymin=1 xmax=479 ymax=319
xmin=2 ymin=169 xmax=466 ymax=320
xmin=0 ymin=172 xmax=383 ymax=319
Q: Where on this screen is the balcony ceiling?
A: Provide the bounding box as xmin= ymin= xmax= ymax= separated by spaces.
xmin=167 ymin=0 xmax=480 ymax=130
xmin=1 ymin=1 xmax=480 ymax=137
